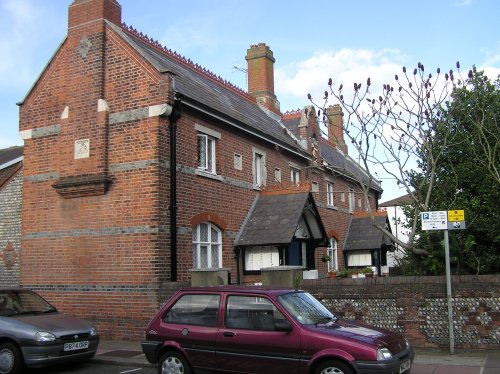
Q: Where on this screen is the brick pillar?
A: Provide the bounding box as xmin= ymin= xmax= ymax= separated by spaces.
xmin=53 ymin=0 xmax=121 ymax=197
xmin=326 ymin=105 xmax=348 ymax=154
xmin=246 ymin=43 xmax=280 ymax=114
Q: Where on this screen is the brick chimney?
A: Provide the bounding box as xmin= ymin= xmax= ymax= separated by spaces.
xmin=68 ymin=0 xmax=121 ymax=30
xmin=246 ymin=43 xmax=280 ymax=114
xmin=326 ymin=105 xmax=348 ymax=154
xmin=52 ymin=0 xmax=122 ymax=197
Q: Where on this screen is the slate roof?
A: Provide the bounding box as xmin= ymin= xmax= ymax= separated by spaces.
xmin=380 ymin=193 xmax=413 ymax=207
xmin=344 ymin=215 xmax=393 ymax=251
xmin=282 ymin=116 xmax=382 ymax=192
xmin=235 ymin=192 xmax=327 ymax=247
xmin=111 ymin=23 xmax=308 ymax=159
xmin=0 ymin=146 xmax=23 ymax=189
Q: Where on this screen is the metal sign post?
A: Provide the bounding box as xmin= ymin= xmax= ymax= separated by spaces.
xmin=421 ymin=210 xmax=465 ymax=355
xmin=443 ymin=230 xmax=455 ymax=354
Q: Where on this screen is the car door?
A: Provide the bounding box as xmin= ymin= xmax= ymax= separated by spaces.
xmin=216 ymin=294 xmax=301 ymax=374
xmin=160 ymin=293 xmax=220 ymax=371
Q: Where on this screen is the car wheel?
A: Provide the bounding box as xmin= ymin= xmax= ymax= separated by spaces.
xmin=0 ymin=342 xmax=23 ymax=374
xmin=316 ymin=360 xmax=353 ymax=374
xmin=157 ymin=351 xmax=191 ymax=374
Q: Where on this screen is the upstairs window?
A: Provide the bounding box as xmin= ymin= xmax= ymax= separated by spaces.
xmin=291 ymin=168 xmax=300 ymax=185
xmin=326 ymin=182 xmax=334 ymax=207
xmin=197 ymin=134 xmax=216 ymax=174
xmin=195 ymin=124 xmax=220 ymax=176
xmin=253 ymin=149 xmax=266 ymax=189
xmin=348 ymin=189 xmax=355 ymax=213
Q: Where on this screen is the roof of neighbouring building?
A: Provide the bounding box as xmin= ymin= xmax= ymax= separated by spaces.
xmin=0 ymin=146 xmax=23 ymax=189
xmin=379 ymin=193 xmax=413 ymax=207
xmin=235 ymin=191 xmax=327 ymax=247
xmin=344 ymin=213 xmax=393 ymax=251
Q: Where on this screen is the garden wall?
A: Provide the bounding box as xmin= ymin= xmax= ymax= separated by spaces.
xmin=302 ymin=275 xmax=500 ymax=350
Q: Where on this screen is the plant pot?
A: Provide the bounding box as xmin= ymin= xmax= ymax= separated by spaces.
xmin=328 ymin=273 xmax=337 ymax=279
xmin=365 ymin=273 xmax=374 ymax=278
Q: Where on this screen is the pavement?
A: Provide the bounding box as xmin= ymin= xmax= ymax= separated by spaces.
xmin=95 ymin=340 xmax=500 ymax=373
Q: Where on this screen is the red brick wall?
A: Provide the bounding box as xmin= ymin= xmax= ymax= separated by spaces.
xmin=18 ymin=4 xmax=380 ymax=339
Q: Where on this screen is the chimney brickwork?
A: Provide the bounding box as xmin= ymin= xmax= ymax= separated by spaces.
xmin=326 ymin=104 xmax=348 ymax=154
xmin=246 ymin=43 xmax=280 ymax=114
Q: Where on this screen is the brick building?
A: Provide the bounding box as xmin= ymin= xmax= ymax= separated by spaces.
xmin=17 ymin=0 xmax=391 ymax=338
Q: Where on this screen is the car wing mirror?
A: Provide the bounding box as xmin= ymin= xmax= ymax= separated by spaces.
xmin=274 ymin=320 xmax=292 ymax=332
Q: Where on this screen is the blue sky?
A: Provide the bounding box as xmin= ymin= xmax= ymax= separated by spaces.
xmin=1 ymin=0 xmax=499 ymax=199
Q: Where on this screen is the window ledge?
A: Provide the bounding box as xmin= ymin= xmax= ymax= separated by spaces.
xmin=195 ymin=169 xmax=223 ymax=181
xmin=327 ymin=205 xmax=338 ymax=211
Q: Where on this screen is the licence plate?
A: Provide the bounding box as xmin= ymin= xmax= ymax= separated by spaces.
xmin=400 ymin=359 xmax=411 ymax=373
xmin=64 ymin=341 xmax=89 ymax=351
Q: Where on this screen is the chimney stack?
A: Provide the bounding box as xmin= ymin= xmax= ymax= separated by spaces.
xmin=68 ymin=0 xmax=121 ymax=31
xmin=326 ymin=105 xmax=348 ymax=154
xmin=246 ymin=43 xmax=280 ymax=114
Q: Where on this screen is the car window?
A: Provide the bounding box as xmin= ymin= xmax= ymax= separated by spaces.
xmin=0 ymin=291 xmax=55 ymax=316
xmin=163 ymin=294 xmax=220 ymax=327
xmin=278 ymin=292 xmax=336 ymax=325
xmin=225 ymin=295 xmax=286 ymax=331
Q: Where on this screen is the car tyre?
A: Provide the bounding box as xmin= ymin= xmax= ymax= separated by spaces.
xmin=157 ymin=351 xmax=191 ymax=374
xmin=316 ymin=359 xmax=354 ymax=374
xmin=0 ymin=342 xmax=23 ymax=374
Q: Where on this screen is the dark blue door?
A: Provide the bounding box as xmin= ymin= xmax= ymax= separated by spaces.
xmin=287 ymin=241 xmax=301 ymax=266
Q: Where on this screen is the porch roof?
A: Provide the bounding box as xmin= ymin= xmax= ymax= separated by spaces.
xmin=344 ymin=215 xmax=393 ymax=251
xmin=235 ymin=191 xmax=327 ymax=248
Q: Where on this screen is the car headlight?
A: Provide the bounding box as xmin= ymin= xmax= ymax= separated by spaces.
xmin=90 ymin=327 xmax=98 ymax=336
xmin=35 ymin=331 xmax=56 ymax=342
xmin=377 ymin=347 xmax=393 ymax=360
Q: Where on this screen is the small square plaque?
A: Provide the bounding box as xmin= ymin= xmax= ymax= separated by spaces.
xmin=74 ymin=139 xmax=90 ymax=159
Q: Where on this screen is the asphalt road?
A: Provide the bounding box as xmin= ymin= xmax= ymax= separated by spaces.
xmin=25 ymin=362 xmax=156 ymax=374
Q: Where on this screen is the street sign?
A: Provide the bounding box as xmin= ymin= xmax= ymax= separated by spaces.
xmin=448 ymin=221 xmax=466 ymax=230
xmin=448 ymin=210 xmax=465 ymax=222
xmin=421 ymin=211 xmax=448 ymax=231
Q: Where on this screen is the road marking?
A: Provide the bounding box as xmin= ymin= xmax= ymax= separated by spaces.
xmin=120 ymin=368 xmax=142 ymax=374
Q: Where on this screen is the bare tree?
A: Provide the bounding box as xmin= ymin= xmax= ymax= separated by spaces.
xmin=308 ymin=63 xmax=478 ymax=256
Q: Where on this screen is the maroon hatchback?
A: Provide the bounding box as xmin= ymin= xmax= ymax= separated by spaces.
xmin=142 ymin=286 xmax=413 ymax=374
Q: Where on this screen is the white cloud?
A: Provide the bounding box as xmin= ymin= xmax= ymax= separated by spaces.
xmin=275 ymin=48 xmax=407 ymax=106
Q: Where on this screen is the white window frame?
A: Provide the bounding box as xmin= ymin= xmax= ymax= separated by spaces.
xmin=192 ymin=222 xmax=222 ymax=269
xmin=311 ymin=181 xmax=319 ymax=193
xmin=327 ymin=237 xmax=338 ymax=272
xmin=253 ymin=148 xmax=266 ymax=189
xmin=348 ymin=189 xmax=355 ymax=213
xmin=326 ymin=182 xmax=334 ymax=207
xmin=196 ymin=124 xmax=220 ymax=175
xmin=274 ymin=168 xmax=281 ymax=183
xmin=244 ymin=246 xmax=279 ymax=271
xmin=291 ymin=168 xmax=300 ymax=185
xmin=340 ymin=192 xmax=345 ymax=203
xmin=347 ymin=251 xmax=372 ymax=267
xmin=197 ymin=134 xmax=216 ymax=174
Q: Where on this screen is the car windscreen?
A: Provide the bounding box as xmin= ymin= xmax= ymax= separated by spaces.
xmin=0 ymin=290 xmax=56 ymax=316
xmin=277 ymin=291 xmax=337 ymax=325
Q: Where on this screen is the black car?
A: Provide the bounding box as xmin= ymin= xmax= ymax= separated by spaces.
xmin=0 ymin=288 xmax=99 ymax=374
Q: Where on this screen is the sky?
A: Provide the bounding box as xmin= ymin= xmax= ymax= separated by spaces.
xmin=1 ymin=0 xmax=499 ymax=200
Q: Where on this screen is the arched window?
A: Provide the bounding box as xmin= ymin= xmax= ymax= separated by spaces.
xmin=192 ymin=222 xmax=222 ymax=269
xmin=327 ymin=237 xmax=338 ymax=272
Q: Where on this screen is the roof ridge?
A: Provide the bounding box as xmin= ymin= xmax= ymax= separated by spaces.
xmin=121 ymin=23 xmax=256 ymax=103
xmin=282 ymin=108 xmax=302 ymax=119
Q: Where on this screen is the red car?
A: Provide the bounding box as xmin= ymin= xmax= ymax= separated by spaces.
xmin=142 ymin=286 xmax=413 ymax=374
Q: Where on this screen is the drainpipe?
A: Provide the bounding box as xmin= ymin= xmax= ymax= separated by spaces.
xmin=168 ymin=100 xmax=182 ymax=281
